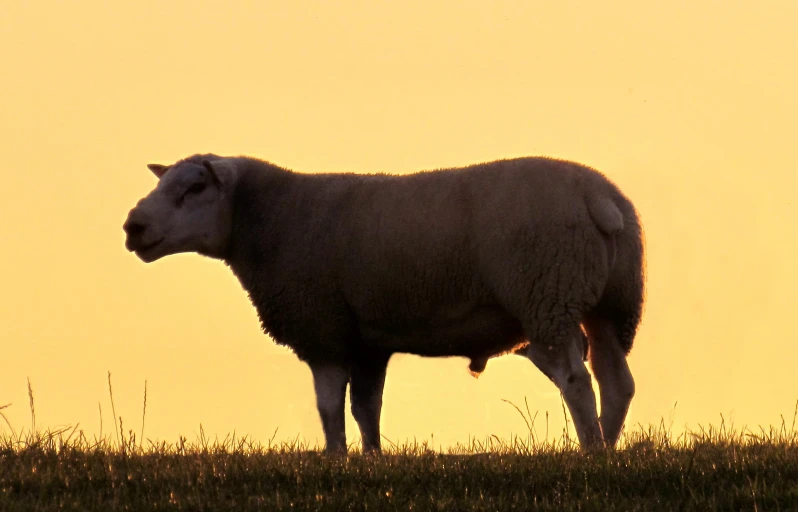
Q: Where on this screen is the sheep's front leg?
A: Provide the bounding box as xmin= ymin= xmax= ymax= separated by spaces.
xmin=350 ymin=352 xmax=391 ymax=454
xmin=309 ymin=362 xmax=350 ymax=454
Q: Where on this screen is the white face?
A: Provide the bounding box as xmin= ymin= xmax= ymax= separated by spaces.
xmin=123 ymin=158 xmax=235 ymax=263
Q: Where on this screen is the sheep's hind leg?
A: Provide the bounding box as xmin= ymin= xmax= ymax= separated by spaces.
xmin=583 ymin=316 xmax=635 ymax=447
xmin=309 ymin=362 xmax=350 ymax=454
xmin=523 ymin=326 xmax=603 ymax=450
xmin=350 ymin=351 xmax=391 ymax=454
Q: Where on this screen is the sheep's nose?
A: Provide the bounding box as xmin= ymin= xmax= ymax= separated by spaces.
xmin=123 ymin=217 xmax=147 ymax=237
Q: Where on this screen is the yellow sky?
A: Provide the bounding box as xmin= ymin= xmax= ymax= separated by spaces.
xmin=1 ymin=1 xmax=797 ymax=449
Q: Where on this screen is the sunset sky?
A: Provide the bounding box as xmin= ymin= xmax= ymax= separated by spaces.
xmin=1 ymin=1 xmax=797 ymax=450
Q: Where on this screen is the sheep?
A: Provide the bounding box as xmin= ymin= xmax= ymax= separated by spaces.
xmin=123 ymin=153 xmax=645 ymax=454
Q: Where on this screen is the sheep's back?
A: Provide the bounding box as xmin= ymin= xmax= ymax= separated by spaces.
xmin=329 ymin=158 xmax=608 ymax=328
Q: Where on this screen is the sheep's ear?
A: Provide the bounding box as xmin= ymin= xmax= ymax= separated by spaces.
xmin=202 ymin=160 xmax=221 ymax=186
xmin=202 ymin=159 xmax=235 ymax=188
xmin=147 ymin=163 xmax=169 ymax=179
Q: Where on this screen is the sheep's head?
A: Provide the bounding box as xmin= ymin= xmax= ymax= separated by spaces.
xmin=123 ymin=155 xmax=237 ymax=263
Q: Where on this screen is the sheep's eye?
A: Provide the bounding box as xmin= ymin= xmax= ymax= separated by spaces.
xmin=186 ymin=182 xmax=206 ymax=196
xmin=176 ymin=182 xmax=207 ymax=207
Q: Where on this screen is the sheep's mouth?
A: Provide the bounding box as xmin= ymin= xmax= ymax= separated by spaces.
xmin=128 ymin=237 xmax=165 ymax=258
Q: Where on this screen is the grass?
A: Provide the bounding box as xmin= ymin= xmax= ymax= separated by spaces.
xmin=0 ymin=378 xmax=797 ymax=511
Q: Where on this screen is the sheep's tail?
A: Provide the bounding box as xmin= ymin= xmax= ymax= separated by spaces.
xmin=586 ymin=193 xmax=624 ymax=270
xmin=586 ymin=191 xmax=645 ymax=355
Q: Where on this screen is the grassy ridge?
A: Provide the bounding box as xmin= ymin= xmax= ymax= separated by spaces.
xmin=2 ymin=381 xmax=797 ymax=510
xmin=1 ymin=424 xmax=797 ymax=511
